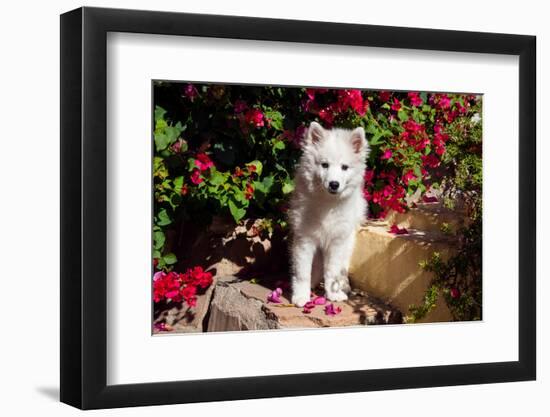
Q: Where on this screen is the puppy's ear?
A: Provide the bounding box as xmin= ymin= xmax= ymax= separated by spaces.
xmin=350 ymin=127 xmax=368 ymax=155
xmin=306 ymin=121 xmax=325 ymax=145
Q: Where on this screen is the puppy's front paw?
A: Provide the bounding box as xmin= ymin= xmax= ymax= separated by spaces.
xmin=326 ymin=290 xmax=348 ymax=302
xmin=291 ymin=294 xmax=310 ymax=308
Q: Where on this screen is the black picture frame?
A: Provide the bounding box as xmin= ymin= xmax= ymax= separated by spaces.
xmin=60 ymin=6 xmax=536 ymax=410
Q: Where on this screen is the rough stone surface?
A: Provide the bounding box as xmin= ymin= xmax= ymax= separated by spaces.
xmin=206 ymin=278 xmax=402 ymax=332
xmin=349 ymin=222 xmax=455 ymax=323
xmin=385 ymin=201 xmax=467 ymax=234
xmin=207 ymin=280 xmax=280 ymax=331
xmin=153 ymin=277 xmax=217 ymax=333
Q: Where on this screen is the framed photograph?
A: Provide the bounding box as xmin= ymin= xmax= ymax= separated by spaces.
xmin=60 ymin=6 xmax=536 ymax=410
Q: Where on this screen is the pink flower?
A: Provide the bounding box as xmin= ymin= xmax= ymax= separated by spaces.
xmin=318 ymin=107 xmax=334 ymax=125
xmin=403 ymin=120 xmax=423 ymax=134
xmin=437 ymin=94 xmax=451 ymax=109
xmin=183 ymin=84 xmax=199 ymax=101
xmin=379 ymin=91 xmax=391 ymax=102
xmin=312 ymin=296 xmax=327 ymax=305
xmin=153 ymin=271 xmax=165 ymax=282
xmin=450 ymin=288 xmax=461 ymax=299
xmin=154 ymin=322 xmax=171 ymax=332
xmin=364 ymin=169 xmax=375 ymax=184
xmin=194 ymin=153 xmax=214 ymax=171
xmin=391 ymin=98 xmax=402 ymax=111
xmin=305 ymin=88 xmax=316 ymax=100
xmin=389 ymin=224 xmax=409 ymax=235
xmin=338 ymin=89 xmax=368 ymax=115
xmin=181 ymin=285 xmax=197 ymax=301
xmin=190 ymin=168 xmax=203 ymax=185
xmin=408 ymin=92 xmax=423 ymax=107
xmin=302 ymin=301 xmax=316 ymax=314
xmin=381 ymin=149 xmax=393 ymax=160
xmin=324 ymin=303 xmax=342 ymax=316
xmin=233 ymin=100 xmax=248 ymax=113
xmin=402 ymin=170 xmax=416 ymax=185
xmin=267 ymin=288 xmax=283 ymax=303
xmin=422 ymin=154 xmax=440 ymax=168
xmin=244 ymin=108 xmax=264 ymax=128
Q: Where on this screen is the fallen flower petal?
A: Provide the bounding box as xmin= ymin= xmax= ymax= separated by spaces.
xmin=313 ymin=296 xmax=327 ymax=305
xmin=267 ymin=288 xmax=283 ymax=303
xmin=154 ymin=322 xmax=172 ymax=332
xmin=389 ymin=224 xmax=409 ymax=235
xmin=324 ymin=303 xmax=342 ymax=316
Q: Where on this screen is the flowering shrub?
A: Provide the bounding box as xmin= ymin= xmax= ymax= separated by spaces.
xmin=153 ymin=266 xmax=213 ymax=308
xmin=153 ymin=82 xmax=482 ymax=320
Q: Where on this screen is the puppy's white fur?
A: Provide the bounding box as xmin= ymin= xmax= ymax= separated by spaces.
xmin=289 ymin=122 xmax=369 ymax=307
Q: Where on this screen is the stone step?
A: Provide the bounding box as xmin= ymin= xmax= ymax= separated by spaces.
xmin=206 ymin=278 xmax=403 ymax=332
xmin=384 ymin=201 xmax=467 ymax=235
xmin=349 ymin=222 xmax=456 ymax=322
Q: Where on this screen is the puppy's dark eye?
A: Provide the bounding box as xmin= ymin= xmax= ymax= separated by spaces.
xmin=321 ymin=162 xmax=329 ymax=168
xmin=341 ymin=164 xmax=349 ymax=171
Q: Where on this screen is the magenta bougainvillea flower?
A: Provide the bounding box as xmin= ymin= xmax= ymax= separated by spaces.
xmin=190 ymin=168 xmax=203 ymax=185
xmin=153 ymin=267 xmax=213 ymax=307
xmin=302 ymin=300 xmax=316 ymax=314
xmin=338 ymin=89 xmax=368 ymax=115
xmin=244 ymin=108 xmax=265 ymax=127
xmin=267 ymin=288 xmax=283 ymax=303
xmin=379 ymin=91 xmax=391 ymax=102
xmin=402 ymin=170 xmax=417 ymax=185
xmin=381 ymin=149 xmax=393 ymax=160
xmin=324 ymin=303 xmax=342 ymax=316
xmin=233 ymin=99 xmax=248 ymax=113
xmin=407 ymin=92 xmax=423 ymax=107
xmin=154 ymin=322 xmax=171 ymax=332
xmin=389 ymin=224 xmax=409 ymax=235
xmin=391 ymin=97 xmax=402 ymax=111
xmin=183 ymin=83 xmax=199 ymax=101
xmin=194 ymin=153 xmax=214 ymax=171
xmin=313 ymin=296 xmax=327 ymax=305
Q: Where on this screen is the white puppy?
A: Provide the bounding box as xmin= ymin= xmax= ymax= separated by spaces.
xmin=289 ymin=122 xmax=369 ymax=307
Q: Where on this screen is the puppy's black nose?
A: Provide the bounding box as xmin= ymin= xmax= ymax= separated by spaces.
xmin=329 ymin=181 xmax=340 ymax=191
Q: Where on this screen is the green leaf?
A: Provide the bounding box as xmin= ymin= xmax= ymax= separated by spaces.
xmin=398 ymin=109 xmax=409 ymax=122
xmin=228 ymin=199 xmax=246 ymax=223
xmin=272 ymin=139 xmax=286 ymax=152
xmin=153 ymin=231 xmax=166 ymax=250
xmin=173 ymin=176 xmax=184 ymax=191
xmin=154 ymin=106 xmax=167 ymax=123
xmin=370 ymin=131 xmax=384 ymax=146
xmin=208 ymin=170 xmax=226 ymax=186
xmin=154 ymin=132 xmax=170 ymax=152
xmin=247 ymin=160 xmax=263 ymax=176
xmin=163 ymin=253 xmax=177 ymax=265
xmin=156 ymin=208 xmax=172 ymax=226
xmin=260 ymin=175 xmax=274 ymax=193
xmin=282 ymin=181 xmax=295 ymax=194
xmin=264 ymin=110 xmax=284 ymax=130
xmin=420 ymin=92 xmax=428 ymax=103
